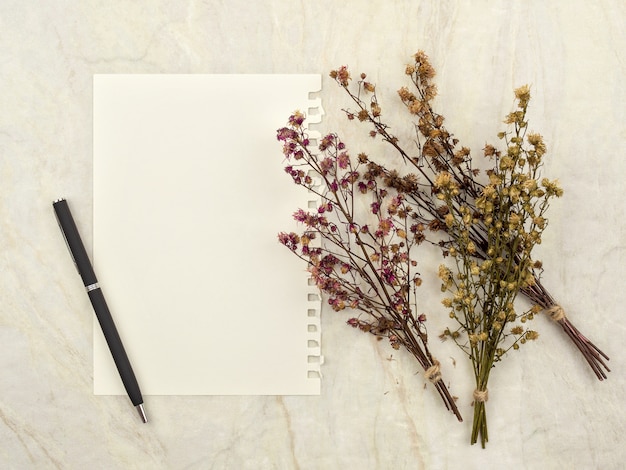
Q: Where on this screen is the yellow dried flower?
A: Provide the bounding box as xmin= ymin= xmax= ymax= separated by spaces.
xmin=438 ymin=264 xmax=452 ymax=283
xmin=397 ymin=87 xmax=416 ymax=103
xmin=445 ymin=213 xmax=454 ymax=227
xmin=525 ymin=330 xmax=539 ymax=341
xmin=541 ymin=178 xmax=564 ymax=197
xmin=509 ymin=212 xmax=521 ymax=227
xmin=434 ymin=171 xmax=453 ymax=189
xmin=533 ymin=216 xmax=546 ymax=229
xmin=504 ymin=111 xmax=524 ymax=125
xmin=527 ymin=133 xmax=546 ymax=157
xmin=522 ymin=179 xmax=538 ymax=192
xmin=514 ymin=84 xmax=531 ymax=107
xmin=484 ymin=144 xmax=497 ymax=158
xmin=489 ymin=173 xmax=502 ymax=186
xmin=500 ymin=155 xmax=515 ymax=170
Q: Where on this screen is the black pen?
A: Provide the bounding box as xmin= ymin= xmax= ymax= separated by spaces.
xmin=53 ymin=198 xmax=147 ymax=423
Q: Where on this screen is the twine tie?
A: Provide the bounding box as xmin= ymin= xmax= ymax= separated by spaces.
xmin=425 ymin=360 xmax=442 ymax=383
xmin=547 ymin=305 xmax=566 ymax=322
xmin=473 ymin=388 xmax=488 ymax=403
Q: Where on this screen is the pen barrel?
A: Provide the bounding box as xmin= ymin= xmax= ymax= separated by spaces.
xmin=88 ymin=288 xmax=144 ymax=406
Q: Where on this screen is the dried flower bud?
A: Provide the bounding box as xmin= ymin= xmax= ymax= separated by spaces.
xmin=525 ymin=330 xmax=539 ymax=341
xmin=398 ymin=86 xmax=416 ymax=103
xmin=514 ymin=84 xmax=531 ymax=107
xmin=331 ymin=65 xmax=351 ymax=87
xmin=527 ymin=133 xmax=546 ymax=157
xmin=278 ymin=232 xmax=300 ymax=251
xmin=357 ymin=110 xmax=369 ymax=122
xmin=483 ymin=144 xmax=497 ymax=158
xmin=371 ymin=102 xmax=381 ymax=117
xmin=434 ymin=171 xmax=453 ymax=189
xmin=541 ymin=178 xmax=564 ymax=197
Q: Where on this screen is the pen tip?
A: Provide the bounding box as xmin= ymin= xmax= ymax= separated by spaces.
xmin=136 ymin=404 xmax=148 ymax=423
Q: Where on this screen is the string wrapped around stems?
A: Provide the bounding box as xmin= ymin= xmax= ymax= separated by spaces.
xmin=524 ymin=279 xmax=610 ymax=380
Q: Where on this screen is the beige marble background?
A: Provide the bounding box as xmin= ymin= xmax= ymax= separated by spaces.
xmin=1 ymin=1 xmax=625 ymax=468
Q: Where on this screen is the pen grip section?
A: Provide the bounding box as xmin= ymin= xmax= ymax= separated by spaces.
xmin=88 ymin=288 xmax=143 ymax=406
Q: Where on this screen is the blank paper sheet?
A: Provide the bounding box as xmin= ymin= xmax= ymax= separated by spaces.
xmin=93 ymin=74 xmax=322 ymax=395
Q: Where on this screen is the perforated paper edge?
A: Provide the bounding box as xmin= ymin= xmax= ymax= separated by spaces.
xmin=303 ymin=95 xmax=324 ymax=384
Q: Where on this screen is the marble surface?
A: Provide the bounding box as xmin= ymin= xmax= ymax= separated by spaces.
xmin=1 ymin=1 xmax=625 ymax=468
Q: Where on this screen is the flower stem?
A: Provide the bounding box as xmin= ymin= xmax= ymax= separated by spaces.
xmin=471 ymin=399 xmax=488 ymax=448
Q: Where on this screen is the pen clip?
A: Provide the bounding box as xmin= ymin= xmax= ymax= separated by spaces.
xmin=53 ymin=199 xmax=81 ymax=277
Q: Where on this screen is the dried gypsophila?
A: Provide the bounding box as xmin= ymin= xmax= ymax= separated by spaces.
xmin=434 ymin=87 xmax=560 ymax=446
xmin=277 ymin=111 xmax=462 ymax=421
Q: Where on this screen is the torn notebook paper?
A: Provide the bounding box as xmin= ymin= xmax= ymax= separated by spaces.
xmin=93 ymin=74 xmax=322 ymax=395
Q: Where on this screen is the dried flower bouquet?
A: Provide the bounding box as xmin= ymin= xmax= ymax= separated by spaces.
xmin=330 ymin=51 xmax=609 ymax=382
xmin=434 ymin=84 xmax=561 ymax=446
xmin=277 ymin=112 xmax=462 ymax=421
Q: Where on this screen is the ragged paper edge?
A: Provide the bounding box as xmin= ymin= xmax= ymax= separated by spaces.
xmin=303 ymin=95 xmax=325 ymax=382
xmin=94 ymin=75 xmax=326 ymax=396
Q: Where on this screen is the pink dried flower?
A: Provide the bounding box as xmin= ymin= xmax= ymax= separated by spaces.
xmin=278 ymin=232 xmax=300 ymax=251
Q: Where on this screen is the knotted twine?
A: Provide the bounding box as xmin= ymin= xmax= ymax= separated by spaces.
xmin=473 ymin=388 xmax=489 ymax=403
xmin=547 ymin=305 xmax=566 ymax=322
xmin=425 ymin=360 xmax=442 ymax=383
